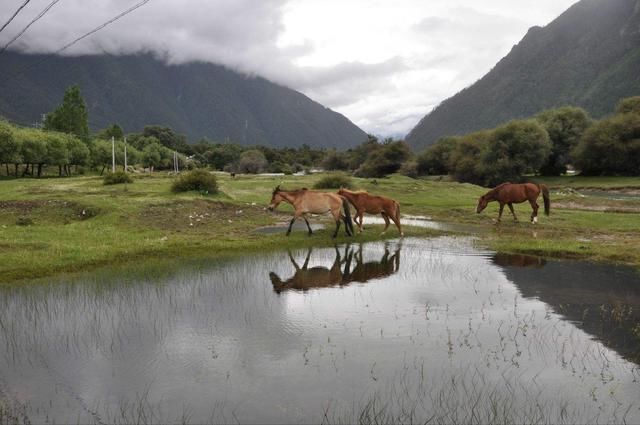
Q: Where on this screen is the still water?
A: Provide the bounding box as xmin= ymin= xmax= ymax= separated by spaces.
xmin=1 ymin=237 xmax=639 ymax=424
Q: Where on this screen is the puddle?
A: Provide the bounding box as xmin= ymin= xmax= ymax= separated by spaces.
xmin=0 ymin=238 xmax=639 ymax=423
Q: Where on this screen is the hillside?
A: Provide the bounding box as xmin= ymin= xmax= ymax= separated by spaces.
xmin=406 ymin=0 xmax=640 ymax=151
xmin=0 ymin=52 xmax=367 ymax=148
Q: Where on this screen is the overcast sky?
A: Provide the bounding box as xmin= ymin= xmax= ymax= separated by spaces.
xmin=0 ymin=0 xmax=579 ymax=136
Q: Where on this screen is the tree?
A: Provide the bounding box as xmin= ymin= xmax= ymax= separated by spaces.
xmin=355 ymin=140 xmax=412 ymax=178
xmin=17 ymin=128 xmax=47 ymax=177
xmin=66 ymin=135 xmax=90 ymax=173
xmin=0 ymin=121 xmax=21 ymax=176
xmin=616 ymin=96 xmax=640 ymax=115
xmin=416 ymin=136 xmax=459 ymax=176
xmin=573 ymin=112 xmax=640 ymax=175
xmin=321 ymin=149 xmax=349 ymax=171
xmin=96 ymin=124 xmax=124 ymax=140
xmin=44 ymin=85 xmax=89 ymax=140
xmin=536 ymin=106 xmax=591 ymax=175
xmin=346 ymin=135 xmax=382 ymax=170
xmin=141 ymin=143 xmax=163 ymax=171
xmin=142 ymin=126 xmax=188 ymax=151
xmin=480 ymin=120 xmax=551 ymax=186
xmin=449 ymin=131 xmax=490 ymax=185
xmin=45 ymin=132 xmax=69 ymax=176
xmin=90 ymin=139 xmax=113 ymax=175
xmin=236 ymin=149 xmax=267 ymax=174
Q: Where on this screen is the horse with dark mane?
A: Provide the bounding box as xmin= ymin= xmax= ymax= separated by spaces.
xmin=268 ymin=185 xmax=354 ymax=238
xmin=476 ymin=182 xmax=550 ymax=224
xmin=337 ymin=188 xmax=403 ymax=236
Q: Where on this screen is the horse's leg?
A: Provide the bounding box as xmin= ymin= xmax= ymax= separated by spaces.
xmin=288 ymin=250 xmax=300 ymax=270
xmin=286 ymin=217 xmax=296 ymax=236
xmin=332 ymin=208 xmax=341 ymax=238
xmin=497 ymin=202 xmax=504 ymax=223
xmin=358 ymin=210 xmax=365 ymax=233
xmin=380 ymin=213 xmax=390 ymax=235
xmin=529 ymin=199 xmax=539 ymax=224
xmin=507 ymin=203 xmax=518 ymax=222
xmin=303 ymin=216 xmax=313 ymax=236
xmin=388 ymin=209 xmax=403 ymax=236
xmin=303 ymin=248 xmax=312 ymax=269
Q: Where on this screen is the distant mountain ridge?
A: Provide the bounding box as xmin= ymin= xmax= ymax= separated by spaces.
xmin=406 ymin=0 xmax=640 ymax=151
xmin=0 ymin=52 xmax=367 ymax=148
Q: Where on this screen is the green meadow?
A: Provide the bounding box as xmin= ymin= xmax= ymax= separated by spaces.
xmin=1 ymin=172 xmax=639 ymax=284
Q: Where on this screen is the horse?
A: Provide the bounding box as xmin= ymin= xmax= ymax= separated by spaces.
xmin=337 ymin=188 xmax=403 ymax=236
xmin=268 ymin=243 xmax=401 ymax=293
xmin=268 ymin=185 xmax=354 ymax=238
xmin=269 ymin=247 xmax=344 ymax=293
xmin=476 ymin=182 xmax=550 ymax=224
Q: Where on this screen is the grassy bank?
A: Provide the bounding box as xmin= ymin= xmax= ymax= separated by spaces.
xmin=1 ymin=172 xmax=639 ymax=283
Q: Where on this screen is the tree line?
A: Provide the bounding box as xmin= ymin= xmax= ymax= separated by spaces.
xmin=2 ymin=84 xmax=638 ymax=183
xmin=413 ymin=96 xmax=640 ymax=186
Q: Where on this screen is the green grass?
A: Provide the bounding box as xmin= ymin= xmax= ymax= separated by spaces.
xmin=1 ymin=172 xmax=640 ymax=284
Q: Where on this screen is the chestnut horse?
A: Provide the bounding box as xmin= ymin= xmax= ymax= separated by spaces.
xmin=337 ymin=188 xmax=403 ymax=236
xmin=476 ymin=182 xmax=550 ymax=224
xmin=268 ymin=185 xmax=354 ymax=238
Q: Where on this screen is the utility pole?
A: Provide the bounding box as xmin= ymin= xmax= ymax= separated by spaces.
xmin=124 ymin=137 xmax=128 ymax=172
xmin=111 ymin=136 xmax=115 ymax=173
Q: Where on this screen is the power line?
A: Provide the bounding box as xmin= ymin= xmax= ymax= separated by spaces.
xmin=0 ymin=0 xmax=31 ymax=34
xmin=1 ymin=0 xmax=152 ymax=84
xmin=0 ymin=0 xmax=62 ymax=55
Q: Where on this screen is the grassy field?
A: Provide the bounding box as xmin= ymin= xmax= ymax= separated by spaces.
xmin=1 ymin=172 xmax=640 ymax=283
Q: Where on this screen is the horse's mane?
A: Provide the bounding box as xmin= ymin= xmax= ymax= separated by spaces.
xmin=340 ymin=188 xmax=368 ymax=194
xmin=485 ymin=182 xmax=512 ymax=196
xmin=273 ymin=186 xmax=308 ymax=195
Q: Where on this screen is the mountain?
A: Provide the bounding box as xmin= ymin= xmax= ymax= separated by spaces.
xmin=0 ymin=52 xmax=367 ymax=148
xmin=406 ymin=0 xmax=640 ymax=151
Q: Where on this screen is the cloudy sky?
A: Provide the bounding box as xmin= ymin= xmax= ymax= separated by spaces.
xmin=0 ymin=0 xmax=579 ymax=136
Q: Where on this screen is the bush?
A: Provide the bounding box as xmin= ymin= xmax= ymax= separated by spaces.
xmin=398 ymin=160 xmax=418 ymax=178
xmin=171 ymin=169 xmax=218 ymax=194
xmin=103 ymin=171 xmax=132 ymax=185
xmin=355 ymin=141 xmax=412 ymax=178
xmin=313 ymin=173 xmax=353 ymax=189
xmin=416 ymin=136 xmax=459 ymax=176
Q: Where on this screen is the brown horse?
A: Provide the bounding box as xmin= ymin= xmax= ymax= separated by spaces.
xmin=268 ymin=243 xmax=400 ymax=293
xmin=337 ymin=188 xmax=403 ymax=236
xmin=268 ymin=185 xmax=354 ymax=238
xmin=476 ymin=182 xmax=550 ymax=224
xmin=269 ymin=247 xmax=345 ymax=293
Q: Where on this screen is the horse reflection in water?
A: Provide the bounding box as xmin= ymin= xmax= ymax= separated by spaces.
xmin=269 ymin=244 xmax=401 ymax=293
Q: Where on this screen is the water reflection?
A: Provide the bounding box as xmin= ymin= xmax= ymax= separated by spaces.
xmin=493 ymin=253 xmax=640 ymax=363
xmin=269 ymin=243 xmax=400 ymax=293
xmin=492 ymin=252 xmax=546 ymax=268
xmin=1 ymin=239 xmax=639 ymax=424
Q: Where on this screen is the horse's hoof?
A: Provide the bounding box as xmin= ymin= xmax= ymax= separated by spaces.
xmin=400 ymin=233 xmax=405 ymax=237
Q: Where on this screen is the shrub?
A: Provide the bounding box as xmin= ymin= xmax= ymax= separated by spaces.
xmin=313 ymin=173 xmax=353 ymax=189
xmin=398 ymin=160 xmax=418 ymax=178
xmin=171 ymin=169 xmax=218 ymax=194
xmin=103 ymin=171 xmax=132 ymax=185
xmin=355 ymin=141 xmax=412 ymax=178
xmin=416 ymin=136 xmax=459 ymax=176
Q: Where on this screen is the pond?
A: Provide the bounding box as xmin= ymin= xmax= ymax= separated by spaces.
xmin=1 ymin=237 xmax=639 ymax=424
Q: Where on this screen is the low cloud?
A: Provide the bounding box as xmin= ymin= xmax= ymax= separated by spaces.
xmin=0 ymin=0 xmax=579 ymax=137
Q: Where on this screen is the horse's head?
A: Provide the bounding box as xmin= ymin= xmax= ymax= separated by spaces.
xmin=268 ymin=185 xmax=283 ymax=211
xmin=476 ymin=195 xmax=489 ymax=213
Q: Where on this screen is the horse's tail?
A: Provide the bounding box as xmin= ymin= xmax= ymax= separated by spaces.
xmin=538 ymin=183 xmax=550 ymax=216
xmin=341 ymin=197 xmax=355 ymax=235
